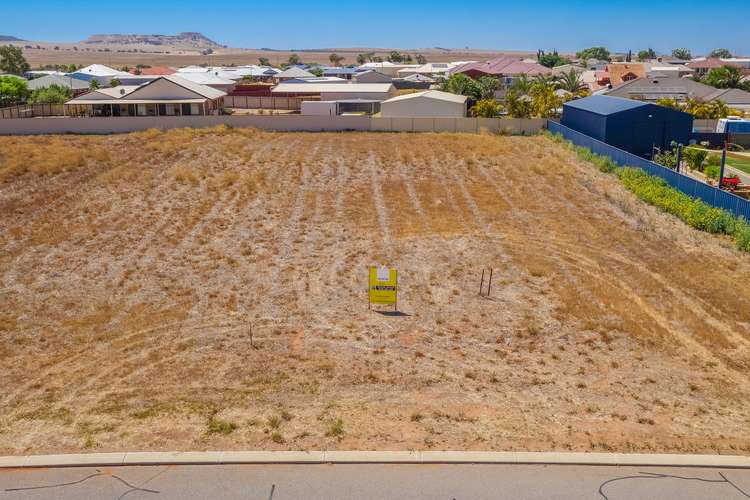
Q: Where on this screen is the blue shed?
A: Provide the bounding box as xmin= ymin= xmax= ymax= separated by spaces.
xmin=561 ymin=95 xmax=693 ymax=158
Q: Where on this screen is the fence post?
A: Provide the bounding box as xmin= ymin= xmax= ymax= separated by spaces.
xmin=718 ymin=147 xmax=727 ymax=190
xmin=675 ymin=143 xmax=682 ymax=173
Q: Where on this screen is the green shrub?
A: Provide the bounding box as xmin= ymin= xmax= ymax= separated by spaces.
xmin=683 ymin=148 xmax=708 ymax=172
xmin=705 ymin=154 xmax=721 ymax=167
xmin=705 ymin=165 xmax=721 ymax=180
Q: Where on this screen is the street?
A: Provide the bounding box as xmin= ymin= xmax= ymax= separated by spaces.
xmin=1 ymin=464 xmax=749 ymax=499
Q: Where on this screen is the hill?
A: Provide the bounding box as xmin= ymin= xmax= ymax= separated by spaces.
xmin=83 ymin=32 xmax=224 ymax=49
xmin=0 ymin=35 xmax=24 ymax=41
xmin=1 ymin=129 xmax=749 ymax=455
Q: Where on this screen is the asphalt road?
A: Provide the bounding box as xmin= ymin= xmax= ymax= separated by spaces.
xmin=1 ymin=464 xmax=750 ymax=499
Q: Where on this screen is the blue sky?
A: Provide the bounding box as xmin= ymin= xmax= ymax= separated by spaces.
xmin=4 ymin=0 xmax=749 ymax=55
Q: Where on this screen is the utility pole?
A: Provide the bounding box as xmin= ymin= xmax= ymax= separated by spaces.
xmin=718 ymin=145 xmax=727 ymax=189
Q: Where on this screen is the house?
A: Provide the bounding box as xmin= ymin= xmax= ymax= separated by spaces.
xmin=645 ymin=63 xmax=694 ymax=78
xmin=704 ymin=88 xmax=750 ymax=111
xmin=64 ymin=75 xmax=226 ymax=117
xmin=686 ymin=58 xmax=741 ymax=77
xmin=322 ymin=67 xmax=359 ymax=80
xmin=396 ymin=62 xmax=455 ymax=78
xmin=271 ymin=83 xmax=397 ymax=101
xmin=170 ymin=71 xmax=236 ymax=92
xmin=450 ymin=56 xmax=549 ymax=85
xmin=283 ymin=77 xmax=348 ymax=84
xmin=356 ymin=62 xmax=420 ymax=77
xmin=561 ymin=95 xmax=693 ymax=157
xmin=274 ymin=67 xmax=316 ymax=82
xmin=380 ymin=90 xmax=467 ymax=118
xmin=353 ymin=70 xmax=393 ymax=83
xmin=603 ymin=76 xmax=743 ymax=103
xmin=129 ymin=66 xmax=176 ymax=76
xmin=27 ymin=74 xmax=90 ymax=95
xmin=606 ymin=63 xmax=647 ymax=85
xmin=393 ymin=73 xmax=435 ymax=90
xmin=68 ymin=64 xmax=132 ymax=86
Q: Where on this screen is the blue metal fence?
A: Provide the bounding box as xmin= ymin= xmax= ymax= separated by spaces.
xmin=548 ymin=121 xmax=750 ymax=221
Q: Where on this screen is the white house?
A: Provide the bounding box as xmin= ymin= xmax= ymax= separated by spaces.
xmin=65 ymin=75 xmax=226 ymax=117
xmin=68 ymin=64 xmax=132 ymax=86
xmin=380 ymin=90 xmax=467 ymax=118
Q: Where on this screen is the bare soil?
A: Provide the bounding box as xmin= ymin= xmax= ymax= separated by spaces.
xmin=1 ymin=129 xmax=750 ymax=455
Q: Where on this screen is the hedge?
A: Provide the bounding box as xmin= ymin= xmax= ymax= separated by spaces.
xmin=546 ymin=131 xmax=750 ymax=253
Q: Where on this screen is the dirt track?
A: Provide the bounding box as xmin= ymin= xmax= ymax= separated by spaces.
xmin=1 ymin=129 xmax=750 ymax=455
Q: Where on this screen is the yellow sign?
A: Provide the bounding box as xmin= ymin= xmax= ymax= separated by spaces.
xmin=368 ymin=266 xmax=398 ymax=307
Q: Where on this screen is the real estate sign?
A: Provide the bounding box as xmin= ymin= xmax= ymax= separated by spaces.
xmin=368 ymin=266 xmax=398 ymax=308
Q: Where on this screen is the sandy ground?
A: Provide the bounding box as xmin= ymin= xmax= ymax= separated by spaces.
xmin=10 ymin=42 xmax=524 ymax=68
xmin=1 ymin=129 xmax=750 ymax=456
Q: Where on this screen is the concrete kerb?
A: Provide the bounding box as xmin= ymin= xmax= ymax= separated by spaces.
xmin=1 ymin=451 xmax=750 ymax=469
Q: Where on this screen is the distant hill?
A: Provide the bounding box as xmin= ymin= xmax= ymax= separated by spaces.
xmin=83 ymin=32 xmax=224 ymax=49
xmin=0 ymin=35 xmax=24 ymax=42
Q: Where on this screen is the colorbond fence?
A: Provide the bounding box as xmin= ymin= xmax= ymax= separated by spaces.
xmin=548 ymin=121 xmax=750 ymax=221
xmin=0 ymin=104 xmax=65 ymax=119
xmin=0 ymin=116 xmax=547 ymax=136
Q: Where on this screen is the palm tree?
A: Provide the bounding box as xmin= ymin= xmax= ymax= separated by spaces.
xmin=555 ymin=69 xmax=587 ymax=93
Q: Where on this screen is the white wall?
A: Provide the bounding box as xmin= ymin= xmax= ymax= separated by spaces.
xmin=320 ymin=91 xmax=395 ymax=101
xmin=381 ymin=96 xmax=466 ymax=118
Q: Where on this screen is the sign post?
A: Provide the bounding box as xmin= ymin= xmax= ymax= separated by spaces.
xmin=368 ymin=266 xmax=398 ymax=311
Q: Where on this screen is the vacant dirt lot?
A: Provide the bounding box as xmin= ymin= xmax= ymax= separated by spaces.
xmin=1 ymin=129 xmax=750 ymax=455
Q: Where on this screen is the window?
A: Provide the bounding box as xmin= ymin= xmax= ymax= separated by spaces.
xmin=137 ymin=104 xmax=147 ymax=116
xmin=181 ymin=103 xmax=192 ymax=116
xmin=190 ymin=103 xmax=201 ymax=115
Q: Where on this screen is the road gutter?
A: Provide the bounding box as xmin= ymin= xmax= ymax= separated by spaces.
xmin=1 ymin=451 xmax=750 ymax=469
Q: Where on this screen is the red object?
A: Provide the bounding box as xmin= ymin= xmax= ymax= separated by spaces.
xmin=228 ymin=84 xmax=274 ymax=96
xmin=722 ymin=177 xmax=740 ymax=189
xmin=128 ymin=66 xmax=176 ymax=76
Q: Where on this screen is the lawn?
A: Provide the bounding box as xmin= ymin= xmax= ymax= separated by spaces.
xmin=2 ymin=128 xmax=750 ymax=456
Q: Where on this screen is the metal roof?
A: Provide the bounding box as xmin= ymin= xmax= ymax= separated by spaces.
xmin=563 ymin=95 xmax=647 ymax=115
xmin=275 ymin=67 xmax=315 ymax=78
xmin=383 ymin=90 xmax=467 ymax=104
xmin=71 ymin=64 xmax=130 ymax=77
xmin=272 ymin=83 xmax=394 ymax=93
xmin=27 ymin=74 xmax=90 ymax=90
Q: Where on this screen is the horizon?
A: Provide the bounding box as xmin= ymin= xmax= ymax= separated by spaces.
xmin=3 ymin=0 xmax=749 ymax=56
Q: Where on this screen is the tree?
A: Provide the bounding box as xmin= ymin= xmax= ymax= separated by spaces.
xmin=0 ymin=76 xmax=29 ymax=106
xmin=328 ymin=53 xmax=344 ymax=66
xmin=387 ymin=51 xmax=404 ymax=63
xmin=704 ymin=65 xmax=748 ymax=90
xmin=708 ymin=48 xmax=732 ymax=59
xmin=671 ymin=48 xmax=691 ymax=60
xmin=372 ymin=56 xmax=383 ymax=63
xmin=258 ymin=57 xmax=270 ymax=66
xmin=504 ymin=89 xmax=532 ymax=118
xmin=575 ymin=46 xmax=611 ymax=62
xmin=0 ymin=45 xmax=30 ymax=75
xmin=109 ymin=77 xmax=121 ymax=87
xmin=28 ymin=84 xmax=72 ymax=104
xmin=89 ymin=79 xmax=100 ymax=90
xmin=308 ymin=67 xmax=323 ymax=77
xmin=537 ymin=50 xmax=570 ymax=68
xmin=476 ymin=76 xmax=501 ymax=99
xmin=555 ymin=69 xmax=587 ymax=93
xmin=415 ymin=53 xmax=426 ymax=65
xmin=437 ymin=73 xmax=481 ymax=100
xmin=472 ymin=99 xmax=502 ymax=117
xmin=287 ymin=53 xmax=300 ymax=65
xmin=356 ymin=53 xmax=367 ymax=65
xmin=637 ymin=48 xmax=656 ymax=61
xmin=529 ymin=82 xmax=562 ymax=118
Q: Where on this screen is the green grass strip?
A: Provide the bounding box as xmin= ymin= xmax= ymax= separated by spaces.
xmin=545 ymin=131 xmax=750 ymax=253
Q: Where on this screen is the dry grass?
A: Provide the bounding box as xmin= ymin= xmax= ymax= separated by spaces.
xmin=1 ymin=128 xmax=750 ymax=455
